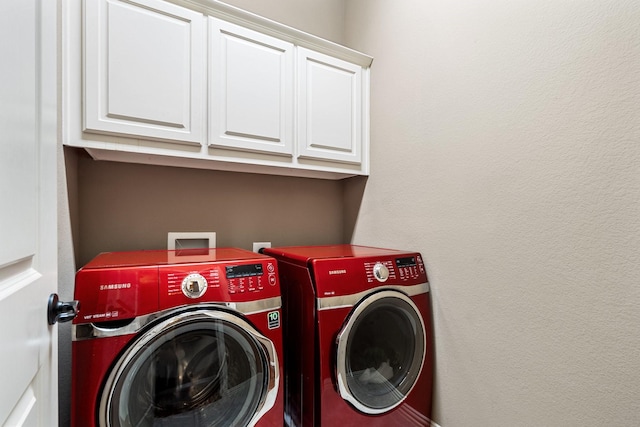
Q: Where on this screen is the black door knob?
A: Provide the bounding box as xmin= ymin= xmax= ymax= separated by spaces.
xmin=47 ymin=293 xmax=79 ymax=325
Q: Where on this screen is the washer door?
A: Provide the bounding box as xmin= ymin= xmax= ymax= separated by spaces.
xmin=335 ymin=290 xmax=426 ymax=414
xmin=98 ymin=309 xmax=279 ymax=427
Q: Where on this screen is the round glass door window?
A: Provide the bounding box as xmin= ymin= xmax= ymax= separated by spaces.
xmin=336 ymin=291 xmax=426 ymax=414
xmin=98 ymin=309 xmax=278 ymax=426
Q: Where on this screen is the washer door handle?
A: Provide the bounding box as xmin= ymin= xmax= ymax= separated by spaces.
xmin=47 ymin=293 xmax=79 ymax=325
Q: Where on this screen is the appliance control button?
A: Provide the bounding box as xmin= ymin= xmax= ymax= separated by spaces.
xmin=373 ymin=262 xmax=389 ymax=282
xmin=181 ymin=273 xmax=208 ymax=299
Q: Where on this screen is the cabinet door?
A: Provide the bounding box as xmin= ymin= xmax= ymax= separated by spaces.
xmin=297 ymin=47 xmax=363 ymax=165
xmin=84 ymin=0 xmax=204 ymax=144
xmin=209 ymin=18 xmax=294 ymax=156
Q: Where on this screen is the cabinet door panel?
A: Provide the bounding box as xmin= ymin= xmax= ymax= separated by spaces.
xmin=84 ymin=0 xmax=204 ymax=144
xmin=298 ymin=47 xmax=362 ymax=164
xmin=209 ymin=18 xmax=293 ymax=155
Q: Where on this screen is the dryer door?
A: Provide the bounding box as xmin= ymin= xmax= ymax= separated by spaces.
xmin=335 ymin=290 xmax=426 ymax=414
xmin=98 ymin=309 xmax=279 ymax=427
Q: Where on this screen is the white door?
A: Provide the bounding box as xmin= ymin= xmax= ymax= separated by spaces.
xmin=0 ymin=0 xmax=59 ymax=425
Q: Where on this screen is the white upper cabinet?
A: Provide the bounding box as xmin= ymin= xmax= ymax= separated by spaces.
xmin=69 ymin=0 xmax=372 ymax=179
xmin=298 ymin=47 xmax=362 ymax=165
xmin=209 ymin=18 xmax=294 ymax=156
xmin=84 ymin=0 xmax=204 ymax=143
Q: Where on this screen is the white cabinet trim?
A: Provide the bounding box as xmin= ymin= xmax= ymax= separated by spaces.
xmin=167 ymin=0 xmax=373 ymax=67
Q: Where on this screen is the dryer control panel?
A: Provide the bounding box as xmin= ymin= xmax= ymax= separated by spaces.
xmin=265 ymin=245 xmax=428 ymax=299
xmin=394 ymin=255 xmax=426 ymax=280
xmin=310 ymin=253 xmax=427 ymax=297
xmin=365 ymin=255 xmax=425 ymax=284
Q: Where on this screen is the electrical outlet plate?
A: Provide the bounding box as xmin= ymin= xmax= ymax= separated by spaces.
xmin=253 ymin=242 xmax=271 ymax=253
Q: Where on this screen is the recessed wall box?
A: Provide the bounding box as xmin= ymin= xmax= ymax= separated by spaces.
xmin=167 ymin=232 xmax=216 ymax=250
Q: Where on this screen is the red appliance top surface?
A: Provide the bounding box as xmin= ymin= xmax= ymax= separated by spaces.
xmin=263 ymin=244 xmax=411 ymax=266
xmin=82 ymin=248 xmax=268 ymax=269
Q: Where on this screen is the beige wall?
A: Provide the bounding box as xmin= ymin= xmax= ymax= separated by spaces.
xmin=74 ymin=150 xmax=346 ymax=265
xmin=345 ymin=0 xmax=640 ymax=425
xmin=222 ymin=0 xmax=345 ymax=43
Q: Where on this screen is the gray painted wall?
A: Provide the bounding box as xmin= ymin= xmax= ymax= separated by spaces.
xmin=345 ymin=0 xmax=640 ymax=425
xmin=74 ymin=151 xmax=346 ymax=266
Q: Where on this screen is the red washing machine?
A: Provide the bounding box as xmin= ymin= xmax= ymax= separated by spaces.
xmin=71 ymin=248 xmax=284 ymax=427
xmin=263 ymin=245 xmax=433 ymax=427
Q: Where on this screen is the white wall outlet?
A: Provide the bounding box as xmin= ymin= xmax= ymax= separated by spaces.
xmin=253 ymin=242 xmax=271 ymax=253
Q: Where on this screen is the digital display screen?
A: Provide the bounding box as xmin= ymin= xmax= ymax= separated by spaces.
xmin=395 ymin=257 xmax=417 ymax=268
xmin=226 ymin=264 xmax=264 ymax=279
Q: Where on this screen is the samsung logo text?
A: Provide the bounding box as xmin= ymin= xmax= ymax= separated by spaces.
xmin=328 ymin=269 xmax=347 ymax=275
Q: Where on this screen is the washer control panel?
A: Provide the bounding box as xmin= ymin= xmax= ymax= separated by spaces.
xmin=365 ymin=255 xmax=426 ymax=283
xmin=163 ymin=260 xmax=279 ymax=302
xmin=225 ymin=262 xmax=278 ymax=294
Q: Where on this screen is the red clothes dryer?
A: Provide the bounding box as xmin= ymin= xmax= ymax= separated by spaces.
xmin=71 ymin=248 xmax=284 ymax=427
xmin=263 ymin=245 xmax=433 ymax=427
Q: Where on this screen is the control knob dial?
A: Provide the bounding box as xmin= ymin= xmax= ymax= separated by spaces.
xmin=182 ymin=273 xmax=208 ymax=299
xmin=373 ymin=262 xmax=389 ymax=282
